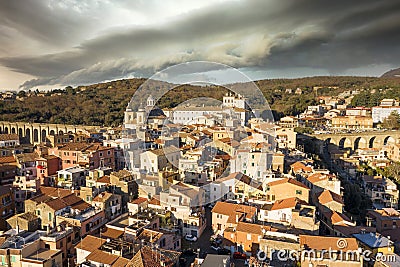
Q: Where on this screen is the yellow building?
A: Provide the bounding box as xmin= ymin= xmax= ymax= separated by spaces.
xmin=331 ymin=116 xmax=373 ymax=129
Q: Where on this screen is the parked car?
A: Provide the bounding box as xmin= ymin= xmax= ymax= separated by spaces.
xmin=210 ymin=244 xmax=219 ymax=251
xmin=217 ymin=248 xmax=231 ymax=255
xmin=185 ymin=235 xmax=198 ymax=242
xmin=233 ymin=252 xmax=247 ymax=259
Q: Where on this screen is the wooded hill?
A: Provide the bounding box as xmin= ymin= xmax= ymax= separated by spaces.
xmin=1 ymin=76 xmax=399 ymax=126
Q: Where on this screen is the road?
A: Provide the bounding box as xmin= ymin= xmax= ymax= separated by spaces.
xmin=180 ymin=206 xmax=249 ymax=266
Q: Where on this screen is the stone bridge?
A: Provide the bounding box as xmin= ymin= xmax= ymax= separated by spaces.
xmin=0 ymin=121 xmax=101 ymax=145
xmin=311 ymin=130 xmax=400 ymax=151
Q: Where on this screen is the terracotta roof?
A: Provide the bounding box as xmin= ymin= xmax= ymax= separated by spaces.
xmin=16 ymin=152 xmax=38 ymax=163
xmin=267 ymin=178 xmax=309 ymax=189
xmin=290 ymin=161 xmax=313 ymax=173
xmin=96 ymin=175 xmax=110 ymax=184
xmin=300 ymin=235 xmax=359 ymax=252
xmin=0 ymin=134 xmax=19 ymax=141
xmin=130 ymin=197 xmax=148 ymax=205
xmin=322 ymin=209 xmax=352 ymax=225
xmin=0 ymin=156 xmax=16 ymax=164
xmin=29 ymin=194 xmax=54 ymax=203
xmin=128 ymin=246 xmax=180 ymax=267
xmin=212 ymin=201 xmax=256 ymax=223
xmin=71 ymin=201 xmax=91 ymax=211
xmin=112 ymin=257 xmax=130 ymax=267
xmin=137 ymin=229 xmax=164 ymax=243
xmin=307 ymin=173 xmax=336 ymax=184
xmin=75 ymin=235 xmax=106 ymax=252
xmin=149 ymin=196 xmax=161 ymax=206
xmin=102 ymin=227 xmax=124 ymax=239
xmin=93 ymin=192 xmax=113 ymax=202
xmin=62 ymin=194 xmax=85 ymax=206
xmin=236 ymin=222 xmax=272 ymax=235
xmin=39 ymin=186 xmax=75 ymax=198
xmin=86 ymin=249 xmax=119 ymax=265
xmin=217 ymin=137 xmax=241 ymax=147
xmin=45 ymin=197 xmax=71 ymax=211
xmin=318 ymin=190 xmax=344 ymax=205
xmin=270 ymin=197 xmax=308 ymax=210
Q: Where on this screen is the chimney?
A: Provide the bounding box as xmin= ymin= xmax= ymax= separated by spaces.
xmin=236 ymin=214 xmax=239 ymax=223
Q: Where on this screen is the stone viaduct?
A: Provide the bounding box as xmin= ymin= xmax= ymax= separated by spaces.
xmin=311 ymin=131 xmax=400 ymax=151
xmin=0 ymin=121 xmax=101 ymax=145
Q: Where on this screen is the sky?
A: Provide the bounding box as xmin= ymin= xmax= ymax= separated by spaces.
xmin=0 ymin=0 xmax=399 ymax=91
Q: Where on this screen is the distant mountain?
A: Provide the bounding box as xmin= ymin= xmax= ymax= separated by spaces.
xmin=381 ymin=67 xmax=400 ymax=77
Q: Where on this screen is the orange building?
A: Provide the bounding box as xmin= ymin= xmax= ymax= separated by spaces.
xmin=48 ymin=142 xmax=115 ymax=170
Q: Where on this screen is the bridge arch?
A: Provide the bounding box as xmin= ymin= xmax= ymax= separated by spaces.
xmin=369 ymin=136 xmax=376 ymax=148
xmin=354 ymin=137 xmax=367 ymax=150
xmin=18 ymin=128 xmax=23 ymax=137
xmin=41 ymin=129 xmax=47 ymax=142
xmin=26 ymin=128 xmax=31 ymax=142
xmin=324 ymin=138 xmax=332 ymax=146
xmin=383 ymin=136 xmax=396 ymax=146
xmin=4 ymin=127 xmax=8 ymax=134
xmin=49 ymin=130 xmax=55 ymax=135
xmin=33 ymin=129 xmax=39 ymax=143
xmin=339 ymin=137 xmax=352 ymax=149
xmin=59 ymin=130 xmax=64 ymax=135
xmin=11 ymin=127 xmax=16 ymax=134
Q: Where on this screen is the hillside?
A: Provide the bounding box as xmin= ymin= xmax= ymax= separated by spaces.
xmin=381 ymin=67 xmax=400 ymax=78
xmin=1 ymin=76 xmax=400 ymax=126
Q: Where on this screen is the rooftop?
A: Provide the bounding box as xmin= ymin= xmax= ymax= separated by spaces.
xmin=300 ymin=235 xmax=359 ymax=252
xmin=353 ymin=232 xmax=393 ymax=248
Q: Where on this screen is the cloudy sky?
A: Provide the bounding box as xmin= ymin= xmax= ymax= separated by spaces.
xmin=0 ymin=0 xmax=399 ymax=90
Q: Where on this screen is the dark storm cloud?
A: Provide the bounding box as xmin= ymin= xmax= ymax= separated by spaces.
xmin=0 ymin=0 xmax=399 ymax=89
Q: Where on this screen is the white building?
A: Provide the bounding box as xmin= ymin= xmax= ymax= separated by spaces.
xmin=207 ymin=175 xmax=236 ymax=203
xmin=103 ymin=137 xmax=144 ymax=170
xmin=171 ymin=93 xmax=252 ymax=126
xmin=0 ymin=134 xmax=19 ymax=147
xmin=159 ymin=182 xmax=206 ymax=237
xmin=372 ymin=106 xmax=400 ymax=123
xmin=57 ymin=166 xmax=87 ymax=189
xmin=140 ymin=146 xmax=180 ymax=174
xmin=230 ymin=147 xmax=273 ymax=181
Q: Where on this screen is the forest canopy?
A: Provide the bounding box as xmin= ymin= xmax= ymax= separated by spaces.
xmin=1 ymin=76 xmax=399 ymax=126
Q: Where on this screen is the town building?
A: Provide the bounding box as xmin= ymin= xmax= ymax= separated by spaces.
xmin=48 ymin=143 xmax=115 ymax=170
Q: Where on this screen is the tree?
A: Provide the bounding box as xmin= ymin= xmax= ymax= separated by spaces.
xmin=294 ymin=127 xmax=314 ymax=134
xmin=17 ymin=90 xmax=26 ymax=98
xmin=382 ymin=162 xmax=400 ymax=184
xmin=382 ymin=111 xmax=400 ymax=129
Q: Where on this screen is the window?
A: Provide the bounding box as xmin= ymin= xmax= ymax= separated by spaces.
xmin=247 ymin=233 xmax=252 ymax=240
xmin=36 ymin=210 xmax=41 ymax=216
xmin=296 ymin=190 xmax=302 ymax=195
xmin=11 ymin=256 xmax=16 ymax=263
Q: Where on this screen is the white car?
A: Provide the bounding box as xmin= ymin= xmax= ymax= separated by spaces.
xmin=185 ymin=235 xmax=198 ymax=242
xmin=210 ymin=244 xmax=219 ymax=251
